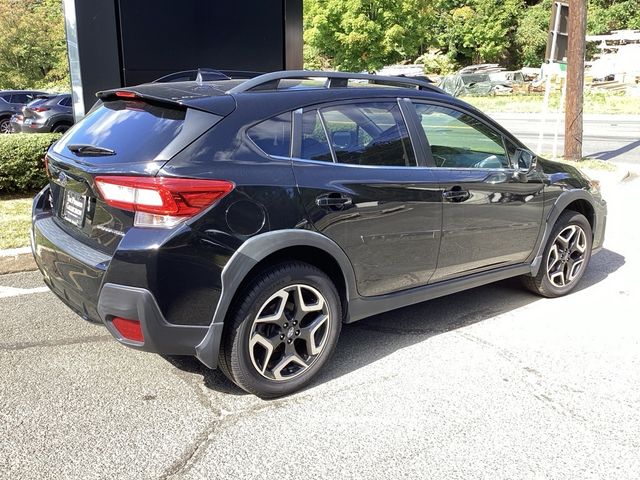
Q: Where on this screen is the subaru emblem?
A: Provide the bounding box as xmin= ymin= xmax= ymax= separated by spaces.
xmin=58 ymin=171 xmax=68 ymax=186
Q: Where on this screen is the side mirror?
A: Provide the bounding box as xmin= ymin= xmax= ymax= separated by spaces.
xmin=514 ymin=148 xmax=536 ymax=181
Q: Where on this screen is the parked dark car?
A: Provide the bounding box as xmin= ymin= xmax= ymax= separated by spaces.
xmin=19 ymin=93 xmax=74 ymax=133
xmin=31 ymin=71 xmax=606 ymax=398
xmin=0 ymin=90 xmax=46 ymax=133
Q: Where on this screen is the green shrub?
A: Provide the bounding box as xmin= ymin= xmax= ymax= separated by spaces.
xmin=416 ymin=51 xmax=458 ymax=76
xmin=0 ymin=133 xmax=61 ymax=194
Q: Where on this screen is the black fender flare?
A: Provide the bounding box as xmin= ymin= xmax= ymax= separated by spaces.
xmin=530 ymin=189 xmax=597 ymax=276
xmin=195 ymin=229 xmax=357 ymax=368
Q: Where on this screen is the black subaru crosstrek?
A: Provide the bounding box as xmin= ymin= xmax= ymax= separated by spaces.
xmin=31 ymin=71 xmax=606 ymax=397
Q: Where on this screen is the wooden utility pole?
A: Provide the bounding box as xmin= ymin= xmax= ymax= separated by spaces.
xmin=564 ymin=0 xmax=588 ymax=160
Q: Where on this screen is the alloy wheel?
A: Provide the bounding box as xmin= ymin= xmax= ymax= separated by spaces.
xmin=248 ymin=284 xmax=331 ymax=381
xmin=0 ymin=120 xmax=11 ymax=134
xmin=546 ymin=224 xmax=587 ymax=288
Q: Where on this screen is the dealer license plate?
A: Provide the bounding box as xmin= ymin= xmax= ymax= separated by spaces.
xmin=62 ymin=190 xmax=86 ymax=227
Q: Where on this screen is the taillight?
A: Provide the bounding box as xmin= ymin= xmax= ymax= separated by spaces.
xmin=31 ymin=107 xmax=50 ymax=112
xmin=112 ymin=317 xmax=144 ymax=342
xmin=95 ymin=176 xmax=234 ymax=228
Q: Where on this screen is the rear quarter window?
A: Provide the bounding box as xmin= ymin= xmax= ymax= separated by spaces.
xmin=247 ymin=113 xmax=291 ymax=157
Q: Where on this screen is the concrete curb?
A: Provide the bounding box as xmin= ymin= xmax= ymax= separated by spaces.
xmin=0 ymin=246 xmax=37 ymax=275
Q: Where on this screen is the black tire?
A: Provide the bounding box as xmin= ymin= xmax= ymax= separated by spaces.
xmin=219 ymin=262 xmax=342 ymax=398
xmin=52 ymin=124 xmax=71 ymax=133
xmin=0 ymin=118 xmax=11 ymax=134
xmin=523 ymin=210 xmax=592 ymax=298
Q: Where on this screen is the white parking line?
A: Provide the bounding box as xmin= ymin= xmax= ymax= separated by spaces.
xmin=0 ymin=286 xmax=50 ymax=299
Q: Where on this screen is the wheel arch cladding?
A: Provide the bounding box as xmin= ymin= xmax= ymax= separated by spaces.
xmin=194 ymin=229 xmax=357 ymax=369
xmin=531 ymin=190 xmax=597 ymax=276
xmin=563 ymin=199 xmax=595 ymax=233
xmin=228 ymin=245 xmax=349 ymax=322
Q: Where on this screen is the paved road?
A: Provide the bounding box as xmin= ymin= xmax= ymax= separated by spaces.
xmin=488 ymin=113 xmax=640 ymax=164
xmin=1 ymin=172 xmax=639 ymax=479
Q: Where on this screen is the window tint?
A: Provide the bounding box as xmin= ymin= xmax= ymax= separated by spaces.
xmin=10 ymin=93 xmax=29 ymax=104
xmin=59 ymin=96 xmax=72 ymax=107
xmin=247 ymin=112 xmax=291 ymax=157
xmin=54 ymin=100 xmax=188 ymax=164
xmin=414 ymin=104 xmax=510 ymax=169
xmin=319 ymin=102 xmax=416 ymax=167
xmin=300 ymin=110 xmax=332 ymax=162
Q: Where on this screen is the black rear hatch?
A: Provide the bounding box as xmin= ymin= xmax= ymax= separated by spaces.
xmin=46 ymin=91 xmax=232 ymax=255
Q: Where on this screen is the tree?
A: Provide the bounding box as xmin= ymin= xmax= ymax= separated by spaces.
xmin=516 ymin=0 xmax=552 ymax=67
xmin=0 ymin=0 xmax=69 ymax=90
xmin=304 ymin=0 xmax=437 ymax=72
xmin=436 ymin=0 xmax=523 ymax=67
xmin=587 ymin=0 xmax=640 ymax=33
xmin=304 ymin=0 xmax=640 ymax=72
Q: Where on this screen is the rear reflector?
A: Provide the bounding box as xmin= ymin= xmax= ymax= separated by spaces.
xmin=95 ymin=176 xmax=234 ymax=228
xmin=112 ymin=317 xmax=144 ymax=342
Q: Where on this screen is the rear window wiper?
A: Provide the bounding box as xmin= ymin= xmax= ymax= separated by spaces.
xmin=67 ymin=144 xmax=116 ymax=156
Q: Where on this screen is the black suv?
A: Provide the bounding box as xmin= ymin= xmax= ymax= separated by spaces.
xmin=31 ymin=71 xmax=606 ymax=397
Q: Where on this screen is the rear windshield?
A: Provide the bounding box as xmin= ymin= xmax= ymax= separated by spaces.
xmin=53 ymin=100 xmax=186 ymax=164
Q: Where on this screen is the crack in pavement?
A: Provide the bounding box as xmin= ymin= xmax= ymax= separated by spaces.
xmin=456 ymin=331 xmax=609 ymax=429
xmin=159 ymin=367 xmax=402 ymax=479
xmin=0 ymin=335 xmax=111 ymax=352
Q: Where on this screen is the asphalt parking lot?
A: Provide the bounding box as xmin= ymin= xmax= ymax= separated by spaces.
xmin=1 ymin=171 xmax=639 ymax=480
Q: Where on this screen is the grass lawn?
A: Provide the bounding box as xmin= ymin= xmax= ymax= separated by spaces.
xmin=460 ymin=92 xmax=640 ymax=115
xmin=551 ymin=157 xmax=617 ymax=172
xmin=0 ymin=196 xmax=32 ymax=249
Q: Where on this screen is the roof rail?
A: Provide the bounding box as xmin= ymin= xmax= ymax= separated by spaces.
xmin=226 ymin=70 xmax=445 ymax=95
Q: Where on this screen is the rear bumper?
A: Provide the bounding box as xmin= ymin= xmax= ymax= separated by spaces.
xmin=97 ymin=284 xmax=208 ymax=355
xmin=31 ymin=189 xmax=108 ymax=323
xmin=31 ymin=186 xmax=215 ymax=358
xmin=22 ymin=123 xmax=52 ymax=133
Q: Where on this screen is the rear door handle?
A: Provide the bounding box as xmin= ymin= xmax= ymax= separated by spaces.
xmin=315 ymin=193 xmax=353 ymax=208
xmin=442 ymin=187 xmax=470 ymax=202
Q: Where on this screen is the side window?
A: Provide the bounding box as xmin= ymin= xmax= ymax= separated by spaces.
xmin=301 ymin=110 xmax=332 ymax=162
xmin=319 ymin=102 xmax=416 ymax=167
xmin=413 ymin=104 xmax=510 ymax=169
xmin=503 ymin=138 xmax=519 ymax=167
xmin=10 ymin=93 xmax=28 ymax=104
xmin=247 ymin=112 xmax=291 ymax=157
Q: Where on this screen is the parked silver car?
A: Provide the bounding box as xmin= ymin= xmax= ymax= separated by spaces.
xmin=0 ymin=90 xmax=46 ymax=133
xmin=19 ymin=94 xmax=74 ymax=133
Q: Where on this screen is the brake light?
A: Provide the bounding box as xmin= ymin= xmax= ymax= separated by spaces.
xmin=112 ymin=317 xmax=144 ymax=342
xmin=31 ymin=107 xmax=50 ymax=112
xmin=95 ymin=176 xmax=234 ymax=228
xmin=115 ymin=90 xmax=137 ymax=98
